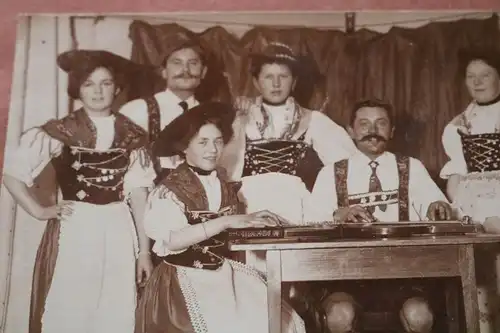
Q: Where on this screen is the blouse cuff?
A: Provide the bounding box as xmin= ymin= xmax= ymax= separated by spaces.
xmin=2 ymin=164 xmax=35 ymax=187
xmin=152 ymin=239 xmax=188 ymax=257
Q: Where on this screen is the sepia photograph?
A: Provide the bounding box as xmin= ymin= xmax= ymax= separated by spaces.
xmin=1 ymin=10 xmax=500 ymax=333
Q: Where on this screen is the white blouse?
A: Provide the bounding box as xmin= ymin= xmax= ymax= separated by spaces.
xmin=440 ymin=100 xmax=500 ymax=179
xmin=3 ymin=115 xmax=156 ymax=196
xmin=143 ymin=171 xmax=222 ymax=257
xmin=245 ymin=100 xmax=357 ymax=164
xmin=306 ymin=151 xmax=449 ymax=222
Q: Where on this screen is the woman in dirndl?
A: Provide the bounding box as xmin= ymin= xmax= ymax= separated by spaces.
xmin=2 ymin=49 xmax=155 ymax=333
xmin=440 ymin=46 xmax=500 ymax=332
xmin=221 ymin=42 xmax=357 ymax=226
xmin=135 ymin=101 xmax=306 ymax=333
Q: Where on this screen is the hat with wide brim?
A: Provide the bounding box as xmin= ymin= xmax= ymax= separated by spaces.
xmin=153 ymin=101 xmax=236 ymax=158
xmin=57 ymin=49 xmax=156 ymax=76
xmin=458 ymin=46 xmax=500 ymax=75
xmin=154 ymin=26 xmax=210 ymax=68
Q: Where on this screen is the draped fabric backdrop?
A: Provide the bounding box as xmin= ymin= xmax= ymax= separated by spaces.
xmin=126 ymin=14 xmax=500 ymax=189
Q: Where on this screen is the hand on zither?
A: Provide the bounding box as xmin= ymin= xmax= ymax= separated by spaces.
xmin=228 ymin=210 xmax=290 ymax=229
xmin=334 ymin=205 xmax=377 ymax=224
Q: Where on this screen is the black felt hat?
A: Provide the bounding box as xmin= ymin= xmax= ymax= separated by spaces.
xmin=458 ymin=46 xmax=500 ymax=75
xmin=153 ymin=101 xmax=236 ymax=157
xmin=152 ymin=26 xmax=210 ymax=68
xmin=57 ymin=49 xmax=153 ymax=75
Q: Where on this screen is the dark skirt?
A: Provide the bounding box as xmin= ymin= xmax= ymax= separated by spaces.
xmin=135 ymin=262 xmax=195 ymax=333
xmin=29 ymin=219 xmax=60 ymax=333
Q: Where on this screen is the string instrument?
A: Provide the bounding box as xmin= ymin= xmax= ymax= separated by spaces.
xmin=227 ymin=218 xmax=484 ymax=244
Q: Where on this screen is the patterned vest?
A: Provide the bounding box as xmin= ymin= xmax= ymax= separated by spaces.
xmin=333 ymin=155 xmax=410 ymax=221
xmin=160 ymin=164 xmax=241 ymax=270
xmin=458 ymin=130 xmax=500 ymax=173
xmin=144 ymin=96 xmax=163 ymax=176
xmin=40 ymin=109 xmax=148 ymax=206
xmin=242 ymin=132 xmax=324 ymax=191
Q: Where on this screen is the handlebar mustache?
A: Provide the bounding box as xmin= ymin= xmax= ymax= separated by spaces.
xmin=361 ymin=134 xmax=387 ymax=142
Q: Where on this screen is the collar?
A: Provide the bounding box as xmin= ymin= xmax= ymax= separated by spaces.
xmin=187 ymin=164 xmax=217 ymax=177
xmin=476 ymin=93 xmax=500 ymax=106
xmin=157 ymin=89 xmax=198 ymax=108
xmin=353 ymin=149 xmax=392 ymax=165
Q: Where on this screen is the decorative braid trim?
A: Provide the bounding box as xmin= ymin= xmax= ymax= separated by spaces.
xmin=176 ymin=267 xmax=209 ymax=333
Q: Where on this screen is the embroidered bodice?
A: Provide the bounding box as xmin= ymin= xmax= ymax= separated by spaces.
xmin=454 ymin=99 xmax=500 ymax=173
xmin=162 ymin=206 xmax=237 ymax=270
xmin=242 ymin=132 xmax=310 ymax=177
xmin=52 ymin=145 xmax=131 ymax=204
xmin=157 ymin=163 xmax=241 ymax=270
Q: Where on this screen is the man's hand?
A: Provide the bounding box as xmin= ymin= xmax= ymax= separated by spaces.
xmin=334 ymin=205 xmax=377 ymax=224
xmin=426 ymin=201 xmax=453 ymax=221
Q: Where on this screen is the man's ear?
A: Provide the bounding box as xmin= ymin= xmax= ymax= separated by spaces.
xmin=347 ymin=125 xmax=355 ymax=139
xmin=390 ymin=126 xmax=395 ymax=139
xmin=201 ymin=65 xmax=208 ymax=79
xmin=252 ymin=77 xmax=261 ymax=94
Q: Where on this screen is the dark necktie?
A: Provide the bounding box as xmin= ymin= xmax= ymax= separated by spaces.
xmin=368 ymin=160 xmax=387 ymax=213
xmin=179 ymin=101 xmax=189 ymax=112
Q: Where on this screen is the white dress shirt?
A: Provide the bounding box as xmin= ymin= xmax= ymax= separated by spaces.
xmin=306 ymin=151 xmax=449 ymax=222
xmin=118 ymin=89 xmax=199 ymax=169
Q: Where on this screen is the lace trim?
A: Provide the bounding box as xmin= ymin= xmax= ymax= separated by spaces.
xmin=176 ymin=267 xmax=209 ymax=333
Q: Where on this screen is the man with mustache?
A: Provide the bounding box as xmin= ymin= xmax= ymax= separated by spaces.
xmin=119 ymin=28 xmax=208 ymax=182
xmin=306 ymin=98 xmax=452 ymax=333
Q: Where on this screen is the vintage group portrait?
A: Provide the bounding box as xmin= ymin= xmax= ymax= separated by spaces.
xmin=0 ymin=10 xmax=500 ymax=333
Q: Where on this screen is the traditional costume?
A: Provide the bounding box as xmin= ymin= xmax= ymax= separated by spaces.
xmin=2 ymin=50 xmax=156 ymax=333
xmin=305 ymin=150 xmax=449 ymax=331
xmin=439 ymin=48 xmax=500 ymax=333
xmin=308 ymin=150 xmax=448 ymax=222
xmin=222 ymin=43 xmax=357 ymax=225
xmin=135 ymin=102 xmax=306 ymax=333
xmin=119 ymin=28 xmax=207 ymax=180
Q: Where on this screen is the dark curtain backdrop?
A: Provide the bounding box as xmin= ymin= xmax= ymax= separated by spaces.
xmin=124 ymin=14 xmax=500 ymax=189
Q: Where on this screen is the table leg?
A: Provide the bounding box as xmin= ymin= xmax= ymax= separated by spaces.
xmin=267 ymin=250 xmax=282 ymax=333
xmin=444 ymin=279 xmax=460 ymax=333
xmin=459 ymin=244 xmax=479 ymax=333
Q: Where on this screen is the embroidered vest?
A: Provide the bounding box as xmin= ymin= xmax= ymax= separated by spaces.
xmin=144 ymin=96 xmax=163 ymax=177
xmin=458 ymin=130 xmax=500 ymax=173
xmin=40 ymin=109 xmax=148 ymax=206
xmin=52 ymin=146 xmax=130 ymax=205
xmin=333 ymin=155 xmax=410 ymax=221
xmin=160 ymin=164 xmax=241 ymax=270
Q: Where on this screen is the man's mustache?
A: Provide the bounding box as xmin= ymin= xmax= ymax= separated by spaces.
xmin=174 ymin=72 xmax=200 ymax=79
xmin=361 ymin=134 xmax=387 ymax=142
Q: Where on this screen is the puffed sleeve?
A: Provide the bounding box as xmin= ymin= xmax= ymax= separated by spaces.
xmin=122 ymin=148 xmax=156 ymax=196
xmin=3 ymin=127 xmax=63 ymax=187
xmin=308 ymin=111 xmax=357 ymax=165
xmin=439 ymin=122 xmax=468 ymax=179
xmin=118 ymin=98 xmax=149 ymax=132
xmin=143 ymin=185 xmax=190 ymax=256
xmin=409 ymin=157 xmax=450 ymax=219
xmin=303 ymin=164 xmax=339 ymax=222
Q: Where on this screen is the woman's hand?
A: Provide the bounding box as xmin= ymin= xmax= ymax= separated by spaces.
xmin=35 ymin=201 xmax=74 ymax=220
xmin=233 ymin=96 xmax=255 ymax=115
xmin=136 ymin=252 xmax=153 ymax=288
xmin=227 ymin=210 xmax=290 ymax=229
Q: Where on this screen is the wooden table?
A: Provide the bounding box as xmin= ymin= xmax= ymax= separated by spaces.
xmin=229 ymin=234 xmax=500 ymax=333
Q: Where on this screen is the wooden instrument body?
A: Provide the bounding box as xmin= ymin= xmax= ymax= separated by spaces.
xmin=227 ymin=220 xmax=484 ymax=244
